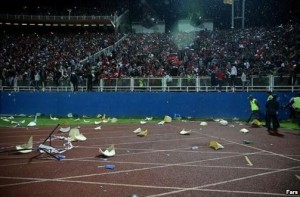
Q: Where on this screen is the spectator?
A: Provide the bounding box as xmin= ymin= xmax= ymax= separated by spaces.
xmin=34 ymin=70 xmax=41 ymax=90
xmin=216 ymin=67 xmax=225 ymax=92
xmin=70 ymin=71 xmax=79 ymax=91
xmin=241 ymin=71 xmax=248 ymax=90
xmin=227 ymin=62 xmax=237 ymax=90
xmin=86 ymin=70 xmax=94 ymax=91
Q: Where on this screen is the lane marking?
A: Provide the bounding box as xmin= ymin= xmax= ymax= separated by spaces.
xmin=147 ymin=165 xmax=300 ymax=197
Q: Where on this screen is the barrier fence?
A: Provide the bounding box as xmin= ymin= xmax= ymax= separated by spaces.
xmin=1 ymin=75 xmax=300 ymax=93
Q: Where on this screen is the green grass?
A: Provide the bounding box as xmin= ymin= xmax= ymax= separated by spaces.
xmin=0 ymin=116 xmax=159 ymax=127
xmin=279 ymin=121 xmax=300 ymax=131
xmin=0 ymin=116 xmax=299 ymax=134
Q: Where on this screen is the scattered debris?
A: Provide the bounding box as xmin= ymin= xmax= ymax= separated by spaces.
xmin=140 ymin=121 xmax=147 ymax=124
xmin=158 ymin=121 xmax=165 ymax=125
xmin=16 ymin=136 xmax=33 ymax=153
xmin=27 ymin=114 xmax=38 ymax=127
xmin=50 ymin=115 xmax=59 ymax=120
xmin=200 ymin=121 xmax=208 ymax=126
xmin=95 ymin=120 xmax=102 ymax=125
xmin=55 ymin=154 xmax=66 ymax=160
xmin=145 ymin=117 xmax=153 ymax=121
xmin=128 ymin=194 xmax=139 ymax=197
xmin=243 ymin=140 xmax=253 ymax=144
xmin=111 ymin=118 xmax=118 ymax=123
xmin=59 ymin=127 xmax=70 ymax=133
xmin=180 ymin=129 xmax=191 ymax=135
xmin=68 ymin=128 xmax=87 ymax=141
xmin=11 ymin=120 xmax=25 ymax=127
xmin=245 ymin=156 xmax=253 ymax=166
xmin=105 ymin=164 xmax=115 ymax=170
xmin=191 ymin=146 xmax=199 ymax=150
xmin=240 ymin=128 xmax=249 ymax=133
xmin=99 ymin=144 xmax=115 ymax=157
xmin=136 ymin=129 xmax=148 ymax=137
xmin=94 ymin=126 xmax=102 ymax=130
xmin=250 ymin=119 xmax=263 ymax=127
xmin=164 ymin=115 xmax=172 ymax=123
xmin=219 ymin=119 xmax=228 ymax=126
xmin=102 ymin=119 xmax=110 ymax=123
xmin=209 ymin=140 xmax=224 ymax=150
xmin=133 ymin=128 xmax=142 ymax=133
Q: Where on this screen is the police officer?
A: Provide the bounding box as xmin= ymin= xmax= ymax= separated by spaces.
xmin=265 ymin=94 xmax=280 ymax=134
xmin=285 ymin=93 xmax=300 ymax=119
xmin=247 ymin=95 xmax=260 ymax=123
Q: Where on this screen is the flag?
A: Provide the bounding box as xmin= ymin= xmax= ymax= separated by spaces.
xmin=224 ymin=0 xmax=233 ymax=5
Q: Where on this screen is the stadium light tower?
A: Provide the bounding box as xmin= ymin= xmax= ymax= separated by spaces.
xmin=224 ymin=0 xmax=246 ymax=29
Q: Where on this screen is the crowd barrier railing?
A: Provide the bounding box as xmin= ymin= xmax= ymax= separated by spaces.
xmin=1 ymin=75 xmax=299 ymax=92
xmin=0 ymin=14 xmax=115 ymax=22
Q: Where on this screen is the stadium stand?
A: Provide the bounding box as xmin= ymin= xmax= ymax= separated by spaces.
xmin=0 ymin=0 xmax=299 ymax=92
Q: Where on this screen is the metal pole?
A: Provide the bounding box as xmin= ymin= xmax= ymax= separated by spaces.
xmin=231 ymin=0 xmax=234 ymax=29
xmin=242 ymin=0 xmax=245 ymax=29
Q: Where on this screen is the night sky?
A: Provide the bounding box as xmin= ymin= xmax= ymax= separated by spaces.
xmin=129 ymin=0 xmax=300 ymax=29
xmin=1 ymin=0 xmax=299 ymax=29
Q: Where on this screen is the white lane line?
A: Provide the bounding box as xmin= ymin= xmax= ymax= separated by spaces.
xmin=198 ymin=132 xmax=300 ymax=162
xmin=0 ymin=176 xmax=289 ymax=197
xmin=56 ymin=151 xmax=262 ymax=180
xmin=0 ymin=180 xmax=47 ymax=187
xmin=193 ymin=188 xmax=288 ymax=196
xmin=146 ymin=165 xmax=300 ymax=197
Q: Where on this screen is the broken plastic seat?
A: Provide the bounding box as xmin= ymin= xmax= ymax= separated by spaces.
xmin=180 ymin=129 xmax=191 ymax=135
xmin=250 ymin=119 xmax=263 ymax=127
xmin=94 ymin=120 xmax=102 ymax=125
xmin=68 ymin=128 xmax=87 ymax=141
xmin=158 ymin=121 xmax=165 ymax=125
xmin=240 ymin=128 xmax=249 ymax=133
xmin=209 ymin=140 xmax=224 ymax=150
xmin=94 ymin=126 xmax=102 ymax=130
xmin=219 ymin=119 xmax=228 ymax=126
xmin=140 ymin=121 xmax=147 ymax=124
xmin=133 ymin=128 xmax=142 ymax=133
xmin=111 ymin=118 xmax=118 ymax=123
xmin=99 ymin=144 xmax=115 ymax=157
xmin=200 ymin=121 xmax=208 ymax=126
xmin=136 ymin=129 xmax=148 ymax=137
xmin=145 ymin=117 xmax=153 ymax=121
xmin=59 ymin=127 xmax=70 ymax=133
xmin=16 ymin=136 xmax=33 ymax=153
xmin=164 ymin=115 xmax=172 ymax=123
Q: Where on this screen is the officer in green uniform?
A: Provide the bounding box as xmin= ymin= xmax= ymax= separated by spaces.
xmin=247 ymin=95 xmax=260 ymax=123
xmin=285 ymin=93 xmax=300 ymax=119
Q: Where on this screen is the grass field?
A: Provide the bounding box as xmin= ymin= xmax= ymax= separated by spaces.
xmin=1 ymin=115 xmax=299 ymax=133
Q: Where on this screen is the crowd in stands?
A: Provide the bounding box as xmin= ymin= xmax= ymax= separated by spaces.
xmin=0 ymin=31 xmax=124 ymax=87
xmin=0 ymin=21 xmax=299 ymax=88
xmin=95 ymin=23 xmax=300 ymax=85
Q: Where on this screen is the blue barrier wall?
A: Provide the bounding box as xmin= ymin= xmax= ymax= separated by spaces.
xmin=0 ymin=91 xmax=296 ymax=120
